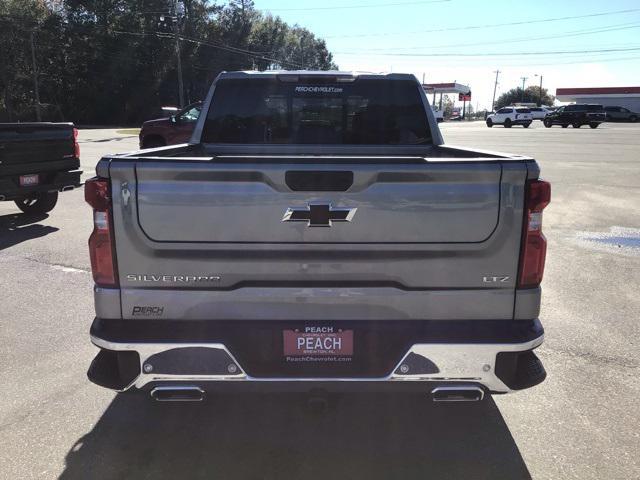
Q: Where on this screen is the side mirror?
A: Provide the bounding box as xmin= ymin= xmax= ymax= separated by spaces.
xmin=170 ymin=115 xmax=178 ymax=124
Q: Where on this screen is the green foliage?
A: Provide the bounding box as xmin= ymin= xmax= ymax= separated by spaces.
xmin=494 ymin=86 xmax=555 ymax=110
xmin=0 ymin=0 xmax=338 ymax=124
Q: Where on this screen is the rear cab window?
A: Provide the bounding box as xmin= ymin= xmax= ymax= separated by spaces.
xmin=203 ymin=78 xmax=432 ymax=145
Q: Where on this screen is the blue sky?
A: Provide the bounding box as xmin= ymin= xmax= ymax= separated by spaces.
xmin=254 ymin=0 xmax=640 ymax=109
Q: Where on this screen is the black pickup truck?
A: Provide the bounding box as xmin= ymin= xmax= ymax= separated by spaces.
xmin=0 ymin=123 xmax=82 ymax=213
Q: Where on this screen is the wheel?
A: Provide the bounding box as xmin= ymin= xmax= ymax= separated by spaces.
xmin=504 ymin=118 xmax=512 ymax=128
xmin=486 ymin=119 xmax=493 ymax=127
xmin=523 ymin=122 xmax=531 ymax=128
xmin=572 ymin=122 xmax=581 ymax=128
xmin=589 ymin=123 xmax=599 ymax=129
xmin=562 ymin=124 xmax=568 ymax=128
xmin=14 ymin=191 xmax=58 ymax=214
xmin=543 ymin=119 xmax=552 ymax=128
xmin=629 ymin=115 xmax=637 ymax=123
xmin=142 ymin=137 xmax=166 ymax=149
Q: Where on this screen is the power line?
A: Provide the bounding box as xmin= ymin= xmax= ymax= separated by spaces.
xmin=261 ymin=0 xmax=450 ymax=12
xmin=343 ymin=21 xmax=640 ymax=52
xmin=180 ymin=36 xmax=304 ymax=68
xmin=335 ymin=46 xmax=640 ymax=57
xmin=323 ymin=7 xmax=640 ymax=38
xmin=112 ymin=30 xmax=304 ymax=68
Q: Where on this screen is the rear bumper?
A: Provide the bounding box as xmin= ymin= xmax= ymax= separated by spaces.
xmin=0 ymin=169 xmax=82 ymax=201
xmin=88 ymin=318 xmax=546 ymax=395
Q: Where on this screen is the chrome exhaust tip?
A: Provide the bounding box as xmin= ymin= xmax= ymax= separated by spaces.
xmin=150 ymin=385 xmax=205 ymax=402
xmin=431 ymin=386 xmax=484 ymax=402
xmin=60 ymin=185 xmax=75 ymax=192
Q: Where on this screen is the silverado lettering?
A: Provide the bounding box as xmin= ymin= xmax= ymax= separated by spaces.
xmin=126 ymin=274 xmax=221 ymax=283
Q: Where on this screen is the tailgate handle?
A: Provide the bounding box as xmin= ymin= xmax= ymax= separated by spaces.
xmin=285 ymin=171 xmax=353 ymax=192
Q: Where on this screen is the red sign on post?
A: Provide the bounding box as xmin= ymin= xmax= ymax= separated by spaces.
xmin=459 ymin=92 xmax=471 ymax=101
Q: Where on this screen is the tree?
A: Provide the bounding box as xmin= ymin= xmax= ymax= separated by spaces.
xmin=0 ymin=0 xmax=338 ymax=124
xmin=494 ymin=86 xmax=555 ymax=110
xmin=437 ymin=95 xmax=454 ymax=117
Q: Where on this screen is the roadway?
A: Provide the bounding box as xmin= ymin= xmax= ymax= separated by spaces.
xmin=0 ymin=122 xmax=638 ymax=479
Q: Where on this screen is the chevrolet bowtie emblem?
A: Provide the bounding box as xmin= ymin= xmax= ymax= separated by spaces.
xmin=282 ymin=204 xmax=357 ymax=227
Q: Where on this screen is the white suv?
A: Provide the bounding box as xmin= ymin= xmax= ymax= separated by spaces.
xmin=528 ymin=106 xmax=552 ymax=120
xmin=486 ymin=107 xmax=533 ymax=128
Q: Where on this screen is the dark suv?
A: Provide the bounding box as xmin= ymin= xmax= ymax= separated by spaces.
xmin=543 ymin=104 xmax=606 ymax=129
xmin=604 ymin=106 xmax=638 ymax=122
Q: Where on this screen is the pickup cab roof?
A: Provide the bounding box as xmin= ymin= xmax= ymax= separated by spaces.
xmin=217 ymin=70 xmax=417 ymax=81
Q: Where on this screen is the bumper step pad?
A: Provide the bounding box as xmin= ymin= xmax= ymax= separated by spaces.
xmin=495 ymin=349 xmax=547 ymax=390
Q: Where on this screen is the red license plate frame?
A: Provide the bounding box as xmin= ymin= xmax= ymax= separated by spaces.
xmin=19 ymin=174 xmax=39 ymax=186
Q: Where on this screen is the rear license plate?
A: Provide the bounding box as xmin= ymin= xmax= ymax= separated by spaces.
xmin=283 ymin=328 xmax=353 ymax=356
xmin=19 ymin=174 xmax=39 ymax=186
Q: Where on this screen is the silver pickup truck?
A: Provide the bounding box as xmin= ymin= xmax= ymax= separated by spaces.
xmin=85 ymin=71 xmax=550 ymax=403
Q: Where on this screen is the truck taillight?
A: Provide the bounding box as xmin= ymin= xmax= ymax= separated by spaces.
xmin=518 ymin=179 xmax=551 ymax=288
xmin=73 ymin=127 xmax=80 ymax=159
xmin=85 ymin=177 xmax=118 ymax=287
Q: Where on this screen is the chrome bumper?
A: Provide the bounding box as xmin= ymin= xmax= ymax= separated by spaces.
xmin=90 ymin=334 xmax=544 ymax=394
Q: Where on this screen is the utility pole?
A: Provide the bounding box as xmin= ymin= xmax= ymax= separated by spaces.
xmin=535 ymin=74 xmax=543 ymax=106
xmin=520 ymin=76 xmax=528 ymax=102
xmin=30 ymin=31 xmax=42 ymax=122
xmin=491 ymin=69 xmax=500 ymax=112
xmin=174 ymin=0 xmax=185 ymax=107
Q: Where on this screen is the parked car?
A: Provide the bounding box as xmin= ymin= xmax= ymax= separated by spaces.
xmin=86 ymin=71 xmax=549 ymax=402
xmin=604 ymin=106 xmax=638 ymax=122
xmin=528 ymin=106 xmax=553 ymax=120
xmin=486 ymin=107 xmax=533 ymax=128
xmin=0 ymin=123 xmax=82 ymax=213
xmin=139 ymin=101 xmax=202 ymax=148
xmin=543 ymin=104 xmax=606 ymax=128
xmin=431 ymin=106 xmax=444 ymax=122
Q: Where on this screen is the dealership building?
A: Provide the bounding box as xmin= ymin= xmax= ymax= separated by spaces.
xmin=555 ymin=87 xmax=640 ymax=112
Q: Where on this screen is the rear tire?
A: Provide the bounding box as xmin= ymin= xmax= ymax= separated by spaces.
xmin=572 ymin=122 xmax=581 ymax=128
xmin=629 ymin=115 xmax=637 ymax=123
xmin=543 ymin=119 xmax=552 ymax=128
xmin=562 ymin=124 xmax=568 ymax=128
xmin=504 ymin=118 xmax=512 ymax=128
xmin=486 ymin=119 xmax=493 ymax=127
xmin=14 ymin=191 xmax=58 ymax=214
xmin=589 ymin=123 xmax=599 ymax=129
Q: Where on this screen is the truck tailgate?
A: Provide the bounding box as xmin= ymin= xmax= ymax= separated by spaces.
xmin=108 ymin=158 xmax=529 ymax=321
xmin=0 ymin=123 xmax=75 ymax=168
xmin=134 ymin=161 xmax=500 ymax=243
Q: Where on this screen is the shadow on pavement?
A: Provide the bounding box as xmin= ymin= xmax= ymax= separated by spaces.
xmin=0 ymin=213 xmax=58 ymax=250
xmin=60 ymin=392 xmax=531 ymax=480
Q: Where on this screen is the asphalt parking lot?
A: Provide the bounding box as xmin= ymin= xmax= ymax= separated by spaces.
xmin=1 ymin=122 xmax=639 ymax=479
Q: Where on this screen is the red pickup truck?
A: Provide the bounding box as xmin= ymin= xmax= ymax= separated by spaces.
xmin=138 ymin=102 xmax=202 ymax=149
